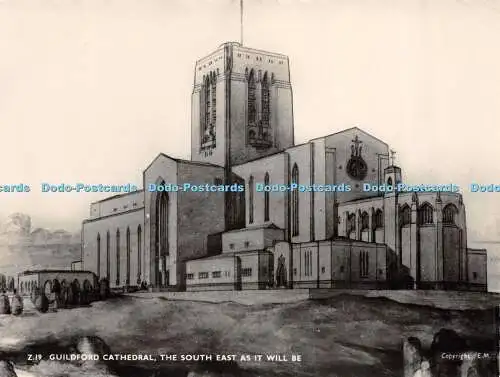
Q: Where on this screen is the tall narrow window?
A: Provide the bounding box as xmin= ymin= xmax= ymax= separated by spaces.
xmin=374 ymin=209 xmax=384 ymax=229
xmin=443 ymin=204 xmax=458 ymax=225
xmin=96 ymin=233 xmax=101 ymax=278
xmin=116 ymin=229 xmax=120 ymax=286
xmin=137 ymin=225 xmax=142 ymax=283
xmin=292 ymin=164 xmax=299 ymax=236
xmin=261 ymin=72 xmax=270 ymax=128
xmin=204 ymin=76 xmax=211 ymax=134
xmin=307 ymin=251 xmax=310 ymax=276
xmin=348 ymin=213 xmax=356 ymax=236
xmin=126 ymin=227 xmax=130 ymax=285
xmin=248 ymin=70 xmax=256 ymax=126
xmin=304 ymin=252 xmax=308 ymax=276
xmin=201 ymin=73 xmax=216 ymax=148
xmin=153 ymin=189 xmax=169 ymax=286
xmin=106 ymin=231 xmax=110 ymax=281
xmin=361 ymin=212 xmax=369 ymax=231
xmin=157 ymin=191 xmax=169 ymax=256
xmin=360 ymin=251 xmax=369 ymax=278
xmin=304 ymin=250 xmax=313 ymax=277
xmin=249 ymin=175 xmax=254 ymax=224
xmin=264 ymin=172 xmax=270 ymax=221
xmin=418 ymin=203 xmax=434 ymax=225
xmin=401 ymin=205 xmax=411 ymax=226
xmin=211 ymin=74 xmax=216 ymax=126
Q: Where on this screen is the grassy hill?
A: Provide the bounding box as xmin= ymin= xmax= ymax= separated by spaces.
xmin=0 ymin=292 xmax=496 ymax=377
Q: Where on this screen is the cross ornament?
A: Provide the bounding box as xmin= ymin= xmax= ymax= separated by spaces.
xmin=352 ymin=135 xmax=362 ymax=149
xmin=351 ymin=135 xmax=363 ymax=157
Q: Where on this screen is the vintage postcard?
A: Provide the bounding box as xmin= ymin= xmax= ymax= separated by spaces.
xmin=0 ymin=0 xmax=498 ymax=376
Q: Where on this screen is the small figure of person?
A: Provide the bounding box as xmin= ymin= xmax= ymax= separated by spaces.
xmin=413 ymin=360 xmax=431 ymax=377
xmin=11 ymin=289 xmax=23 ymax=316
xmin=0 ymin=290 xmax=11 ymax=314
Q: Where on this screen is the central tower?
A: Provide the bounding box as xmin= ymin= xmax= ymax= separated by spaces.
xmin=190 ymin=42 xmax=294 ymax=167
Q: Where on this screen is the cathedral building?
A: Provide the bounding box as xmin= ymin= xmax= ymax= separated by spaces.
xmin=81 ymin=42 xmax=487 ymax=292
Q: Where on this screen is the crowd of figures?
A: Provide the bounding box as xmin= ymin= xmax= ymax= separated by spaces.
xmin=0 ymin=275 xmax=16 ymax=292
xmin=0 ymin=278 xmax=114 ymax=315
xmin=0 ymin=290 xmax=23 ymax=315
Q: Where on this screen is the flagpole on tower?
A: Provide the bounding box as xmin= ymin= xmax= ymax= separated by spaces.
xmin=240 ymin=0 xmax=244 ymax=45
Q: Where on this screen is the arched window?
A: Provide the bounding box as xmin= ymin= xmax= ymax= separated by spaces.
xmin=348 ymin=213 xmax=356 ymax=234
xmin=401 ymin=205 xmax=411 ymax=226
xmin=126 ymin=227 xmax=130 ymax=285
xmin=261 ymin=72 xmax=270 ymax=128
xmin=200 ymin=73 xmax=216 ymax=147
xmin=248 ymin=129 xmax=256 ymax=141
xmin=249 ymin=176 xmax=254 ymax=224
xmin=156 ymin=191 xmax=169 ymax=257
xmin=264 ymin=172 xmax=270 ymax=221
xmin=137 ymin=225 xmax=142 ymax=283
xmin=361 ymin=212 xmax=369 ymax=231
xmin=106 ymin=231 xmax=110 ymax=281
xmin=247 ymin=69 xmax=256 ymax=126
xmin=443 ymin=204 xmax=458 ymax=225
xmin=292 ymin=164 xmax=299 ymax=236
xmin=387 ymin=177 xmax=393 ymax=186
xmin=96 ymin=233 xmax=101 ymax=278
xmin=116 ymin=229 xmax=120 ymax=286
xmin=418 ymin=203 xmax=434 ymax=225
xmin=374 ymin=209 xmax=384 ymax=229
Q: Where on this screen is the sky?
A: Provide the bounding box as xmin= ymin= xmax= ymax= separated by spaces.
xmin=0 ymin=0 xmax=499 ymax=278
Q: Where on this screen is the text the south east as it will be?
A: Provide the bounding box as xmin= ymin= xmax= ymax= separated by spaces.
xmin=158 ymin=354 xmax=302 ymax=362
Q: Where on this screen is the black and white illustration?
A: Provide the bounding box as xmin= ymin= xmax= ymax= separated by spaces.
xmin=0 ymin=1 xmax=499 ymax=376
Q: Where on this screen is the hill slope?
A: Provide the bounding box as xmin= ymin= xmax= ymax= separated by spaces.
xmin=0 ymin=293 xmax=496 ymax=377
